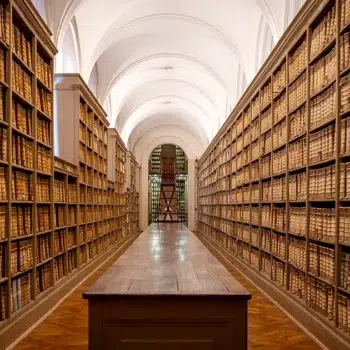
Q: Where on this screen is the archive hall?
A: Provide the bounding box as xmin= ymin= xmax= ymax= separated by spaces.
xmin=0 ymin=0 xmax=349 ymax=349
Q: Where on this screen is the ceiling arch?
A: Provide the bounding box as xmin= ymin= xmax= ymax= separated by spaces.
xmin=40 ymin=0 xmax=304 ymax=152
xmin=120 ymin=96 xmax=213 ymax=145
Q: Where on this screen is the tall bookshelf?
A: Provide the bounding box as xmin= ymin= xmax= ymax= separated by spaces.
xmin=108 ymin=128 xmax=127 ymax=239
xmin=0 ymin=0 xmax=57 ymax=324
xmin=197 ymin=0 xmax=350 ymax=345
xmin=53 ymin=157 xmax=78 ymax=282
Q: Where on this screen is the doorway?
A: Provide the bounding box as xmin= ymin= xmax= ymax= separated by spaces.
xmin=148 ymin=144 xmax=188 ymax=225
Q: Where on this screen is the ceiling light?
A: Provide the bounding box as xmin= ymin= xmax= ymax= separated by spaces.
xmin=163 ymin=66 xmax=173 ymax=71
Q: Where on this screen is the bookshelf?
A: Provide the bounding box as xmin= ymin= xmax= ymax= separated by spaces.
xmin=0 ymin=0 xmax=57 ymax=324
xmin=196 ymin=0 xmax=350 ymax=345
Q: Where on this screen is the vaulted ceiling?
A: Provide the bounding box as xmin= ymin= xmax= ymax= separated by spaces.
xmin=33 ymin=0 xmax=306 ymax=159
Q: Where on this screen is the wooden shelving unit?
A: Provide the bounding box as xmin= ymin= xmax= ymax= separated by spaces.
xmin=53 ymin=157 xmax=78 ymax=282
xmin=197 ymin=0 xmax=350 ymax=345
xmin=0 ymin=0 xmax=57 ymax=324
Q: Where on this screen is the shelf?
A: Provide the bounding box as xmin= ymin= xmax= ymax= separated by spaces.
xmin=308 ymin=157 xmax=335 ymax=168
xmin=11 ymin=234 xmax=34 ymax=241
xmin=340 ymin=20 xmax=350 ymax=35
xmin=309 ymin=117 xmax=336 ymax=134
xmin=12 ymin=163 xmax=34 ymax=172
xmin=12 ymin=267 xmax=34 ymax=279
xmin=288 ymin=100 xmax=306 ymax=115
xmin=12 ymin=51 xmax=34 ymax=75
xmin=37 ymin=229 xmax=52 ymax=236
xmin=37 ymin=77 xmax=52 ymax=93
xmin=37 ymin=257 xmax=52 ymax=268
xmin=54 ymin=226 xmax=66 ymax=231
xmin=37 ymin=108 xmax=52 ymax=121
xmin=309 ymin=37 xmax=336 ymax=65
xmin=309 ymin=80 xmax=335 ymax=100
xmin=37 ymin=170 xmax=52 ymax=177
xmin=12 ymin=90 xmax=34 ymax=108
xmin=12 ymin=126 xmax=34 ymax=140
xmin=37 ymin=140 xmax=52 ymax=149
xmin=308 ymin=272 xmax=334 ymax=287
xmin=340 ymin=65 xmax=350 ymax=77
xmin=288 ymin=67 xmax=306 ymax=86
xmin=273 ymin=86 xmax=286 ymax=101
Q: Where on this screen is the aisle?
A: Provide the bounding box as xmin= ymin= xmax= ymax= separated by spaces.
xmin=14 ymin=224 xmax=319 ymax=349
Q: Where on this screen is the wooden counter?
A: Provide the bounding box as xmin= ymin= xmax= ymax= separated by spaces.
xmin=83 ymin=223 xmax=251 ymax=349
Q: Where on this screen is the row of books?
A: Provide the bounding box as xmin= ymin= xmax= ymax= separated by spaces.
xmin=12 ymin=100 xmax=32 ymax=136
xmin=12 ymin=24 xmax=32 ymax=68
xmin=37 ymin=145 xmax=51 ymax=174
xmin=37 ymin=117 xmax=50 ymax=145
xmin=37 ymin=233 xmax=50 ymax=263
xmin=341 ymin=73 xmax=350 ymax=113
xmin=37 ymin=176 xmax=50 ymax=202
xmin=36 ymin=262 xmax=51 ymax=293
xmin=341 ymin=0 xmax=350 ymax=28
xmin=260 ymin=81 xmax=271 ymax=110
xmin=13 ymin=61 xmax=32 ymax=102
xmin=54 ymin=230 xmax=65 ymax=255
xmin=310 ymin=5 xmax=336 ymax=60
xmin=12 ymin=205 xmax=31 ymax=237
xmin=54 ymin=255 xmax=64 ymax=282
xmin=0 ymin=5 xmax=10 ymax=46
xmin=310 ymin=48 xmax=336 ymax=95
xmin=36 ymin=87 xmax=52 ymax=117
xmin=54 ymin=178 xmax=65 ymax=202
xmin=341 ymin=251 xmax=350 ymax=292
xmin=288 ymin=40 xmax=307 ymax=83
xmin=12 ymin=170 xmax=33 ymax=201
xmin=309 ymin=243 xmax=335 ymax=283
xmin=310 ymin=84 xmax=335 ymax=130
xmin=340 ymin=32 xmax=350 ymax=72
xmin=12 ymin=134 xmax=33 ymax=168
xmin=11 ymin=239 xmax=33 ymax=274
xmin=37 ymin=205 xmax=50 ymax=233
xmin=0 ymin=126 xmax=7 ymax=161
xmin=37 ymin=55 xmax=52 ymax=89
xmin=0 ymin=205 xmax=5 ymax=240
xmin=54 ymin=205 xmax=64 ymax=228
xmin=11 ymin=273 xmax=31 ymax=313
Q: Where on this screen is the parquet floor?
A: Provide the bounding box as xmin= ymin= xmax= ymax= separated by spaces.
xmin=14 ymin=226 xmax=320 ymax=350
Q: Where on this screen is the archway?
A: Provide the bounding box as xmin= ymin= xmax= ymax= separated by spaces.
xmin=148 ymin=144 xmax=188 ymax=225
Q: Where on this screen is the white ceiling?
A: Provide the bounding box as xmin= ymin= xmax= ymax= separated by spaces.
xmin=35 ymin=0 xmax=305 ymax=157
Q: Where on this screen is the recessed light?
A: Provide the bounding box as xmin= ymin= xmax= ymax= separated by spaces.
xmin=163 ymin=66 xmax=173 ymax=71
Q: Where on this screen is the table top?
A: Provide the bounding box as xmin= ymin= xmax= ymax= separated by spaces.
xmin=83 ymin=224 xmax=251 ymax=300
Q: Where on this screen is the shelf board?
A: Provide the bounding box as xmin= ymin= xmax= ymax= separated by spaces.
xmin=12 ymin=163 xmax=34 ymax=172
xmin=309 ymin=236 xmax=335 ymax=245
xmin=288 ymin=67 xmax=306 ymax=86
xmin=37 ymin=139 xmax=52 ymax=149
xmin=12 ymin=126 xmax=34 ymax=140
xmin=54 ymin=251 xmax=65 ymax=258
xmin=309 ymin=117 xmax=336 ymax=134
xmin=12 ymin=267 xmax=34 ymax=279
xmin=37 ymin=77 xmax=53 ymax=93
xmin=308 ymin=157 xmax=335 ymax=168
xmin=0 ymin=159 xmax=8 ymax=166
xmin=67 ymin=245 xmax=77 ymax=251
xmin=12 ymin=51 xmax=34 ymax=75
xmin=54 ymin=226 xmax=66 ymax=231
xmin=288 ymin=100 xmax=307 ymax=116
xmin=37 ymin=257 xmax=52 ymax=268
xmin=308 ymin=272 xmax=334 ymax=287
xmin=309 ymin=80 xmax=335 ymax=100
xmin=340 ymin=20 xmax=350 ymax=35
xmin=12 ymin=200 xmax=34 ymax=204
xmin=272 ymin=86 xmax=286 ymax=101
xmin=37 ymin=229 xmax=52 ymax=236
xmin=309 ymin=37 xmax=336 ymax=65
xmin=37 ymin=170 xmax=52 ymax=177
xmin=37 ymin=108 xmax=52 ymax=121
xmin=38 ymin=201 xmax=51 ymax=205
xmin=287 ymin=261 xmax=306 ymax=272
xmin=0 ymin=119 xmax=9 ymax=127
xmin=340 ymin=109 xmax=350 ymax=118
xmin=340 ymin=65 xmax=350 ymax=77
xmin=0 ymin=80 xmax=9 ymax=89
xmin=12 ymin=90 xmax=34 ymax=108
xmin=0 ymin=277 xmax=8 ymax=284
xmin=338 ymin=286 xmax=350 ymax=296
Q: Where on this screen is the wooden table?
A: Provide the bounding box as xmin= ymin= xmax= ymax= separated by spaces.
xmin=83 ymin=224 xmax=251 ymax=349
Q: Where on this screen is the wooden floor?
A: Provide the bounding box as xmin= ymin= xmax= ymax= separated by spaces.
xmin=14 ymin=224 xmax=320 ymax=350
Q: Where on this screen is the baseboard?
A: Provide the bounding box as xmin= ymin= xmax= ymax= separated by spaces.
xmin=196 ymin=232 xmax=350 ymax=350
xmin=0 ymin=232 xmax=139 ymax=350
